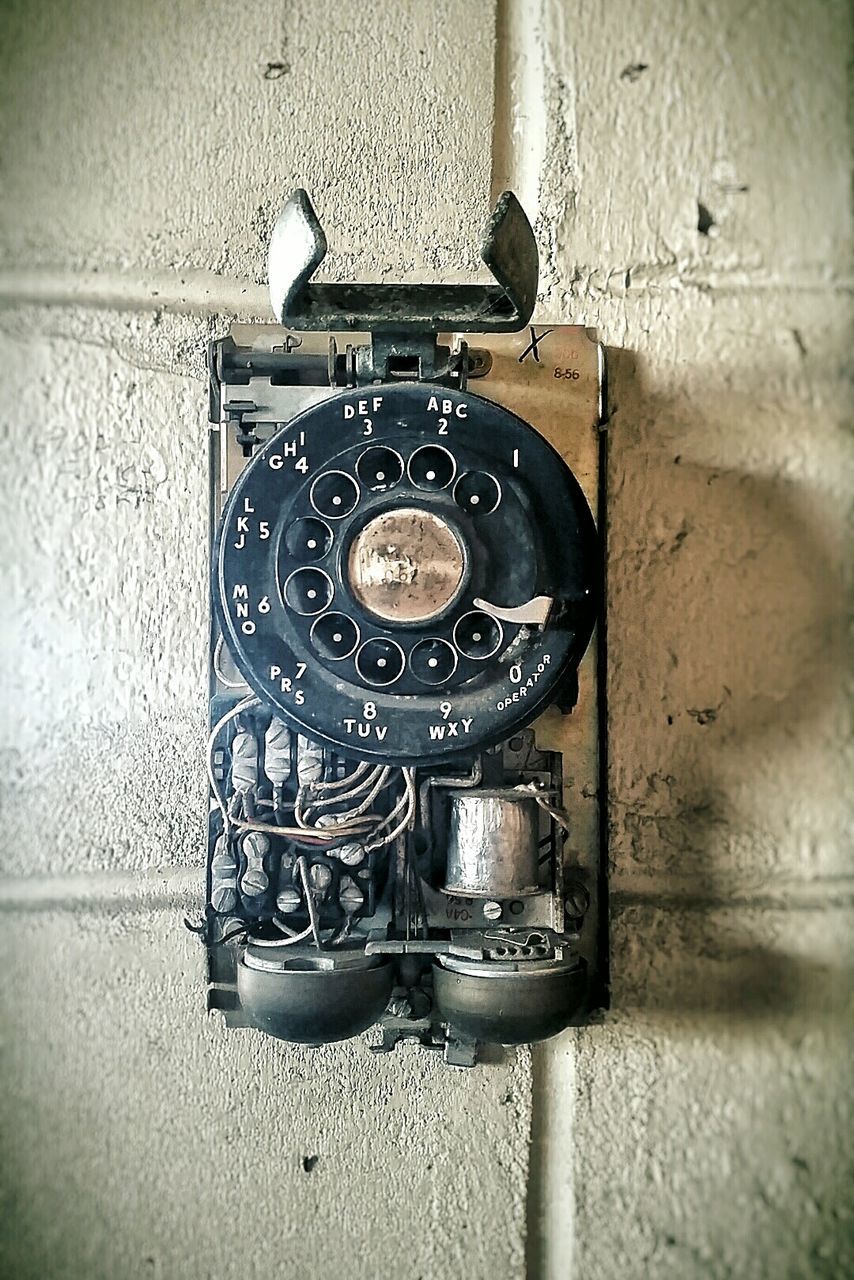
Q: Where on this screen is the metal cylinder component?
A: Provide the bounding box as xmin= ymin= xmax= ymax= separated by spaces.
xmin=443 ymin=788 xmax=540 ymax=898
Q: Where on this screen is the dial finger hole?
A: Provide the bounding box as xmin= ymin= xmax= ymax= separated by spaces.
xmin=310 ymin=611 xmax=360 ymax=661
xmin=407 ymin=444 xmax=456 ymax=491
xmin=356 ymin=445 xmax=404 ymax=492
xmin=285 ymin=516 xmax=334 ymax=562
xmin=453 ymin=470 xmax=501 ymax=516
xmin=355 ymin=637 xmax=406 ymax=687
xmin=310 ymin=470 xmax=360 ymax=518
xmin=409 ymin=637 xmax=458 ymax=686
xmin=453 ymin=610 xmax=503 ymax=660
xmin=284 ymin=567 xmax=334 ymax=616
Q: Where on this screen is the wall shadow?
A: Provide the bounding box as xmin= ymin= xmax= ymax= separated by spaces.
xmin=601 ymin=343 xmax=850 ymax=1028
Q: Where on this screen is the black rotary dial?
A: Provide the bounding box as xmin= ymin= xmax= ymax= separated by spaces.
xmin=214 ymin=381 xmax=597 ymax=763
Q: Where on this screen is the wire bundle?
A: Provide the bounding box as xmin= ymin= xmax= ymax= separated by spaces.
xmin=206 ymin=696 xmax=418 ymax=948
xmin=207 ymin=695 xmax=416 ymax=848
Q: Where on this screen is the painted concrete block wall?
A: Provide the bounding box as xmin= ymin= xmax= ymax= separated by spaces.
xmin=0 ymin=3 xmax=849 ymax=1280
xmin=528 ymin=3 xmax=852 ymax=1276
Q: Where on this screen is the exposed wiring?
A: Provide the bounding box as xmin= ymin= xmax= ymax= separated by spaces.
xmin=311 ymin=761 xmax=372 ymax=795
xmin=367 ymin=782 xmax=410 ymax=838
xmin=206 ymin=694 xmax=260 ymax=827
xmin=296 ymin=855 xmax=323 ymax=948
xmin=270 ymin=919 xmax=315 ymax=946
xmin=207 ymin=697 xmax=372 ymax=845
xmin=366 ymin=767 xmax=416 ymax=851
xmin=512 ymin=781 xmax=572 ymax=836
xmin=209 ymin=924 xmax=250 ymax=947
xmin=270 ymin=918 xmax=356 ymax=948
xmin=294 ymin=759 xmax=416 ymax=854
xmin=206 ymin=769 xmax=422 ymax=954
xmin=296 ymin=764 xmax=387 ymax=824
xmin=231 ymin=813 xmax=376 ymax=843
xmin=407 ymin=843 xmax=430 ymax=941
xmin=270 ymin=915 xmax=301 ymax=938
xmin=329 ymin=916 xmax=353 ymax=946
xmin=332 ymin=765 xmax=393 ymax=821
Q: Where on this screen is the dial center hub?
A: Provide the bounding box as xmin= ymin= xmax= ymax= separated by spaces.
xmin=347 ymin=506 xmax=465 ymax=624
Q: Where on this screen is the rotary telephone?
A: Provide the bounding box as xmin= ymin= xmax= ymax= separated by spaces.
xmin=202 ymin=191 xmax=606 ymax=1065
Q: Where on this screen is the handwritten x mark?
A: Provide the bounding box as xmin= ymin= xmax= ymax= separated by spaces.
xmin=518 ymin=326 xmax=554 ymax=364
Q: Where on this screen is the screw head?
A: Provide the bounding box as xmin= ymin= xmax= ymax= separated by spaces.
xmin=241 ymin=831 xmax=270 ymax=859
xmin=564 ymin=881 xmax=590 ymax=919
xmin=240 ymin=868 xmax=269 ymax=897
xmin=309 ymin=863 xmax=333 ymax=892
xmin=276 ymin=887 xmax=301 ymax=913
xmin=483 ymin=900 xmax=503 ymax=922
xmin=211 ymin=885 xmax=238 ymax=913
xmin=340 ymin=885 xmax=365 ymax=910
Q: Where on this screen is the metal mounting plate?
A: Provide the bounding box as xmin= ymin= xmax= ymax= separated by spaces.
xmin=209 ymin=323 xmax=607 ymax=1010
